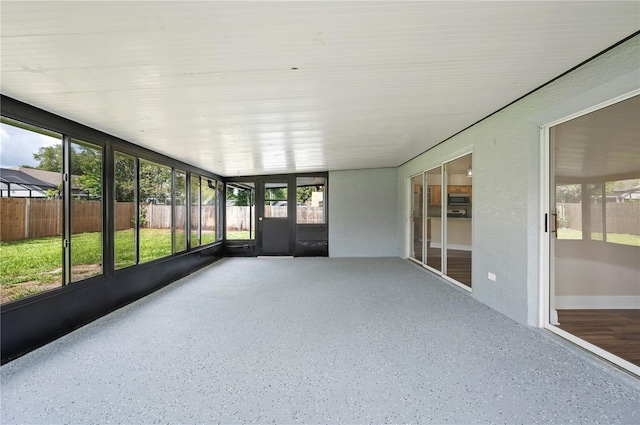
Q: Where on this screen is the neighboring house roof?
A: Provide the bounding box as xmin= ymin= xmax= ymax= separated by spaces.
xmin=4 ymin=167 xmax=81 ymax=191
xmin=0 ymin=168 xmax=57 ymax=192
xmin=8 ymin=166 xmax=62 ymax=186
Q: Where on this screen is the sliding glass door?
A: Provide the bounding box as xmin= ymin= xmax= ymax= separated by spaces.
xmin=548 ymin=94 xmax=639 ymax=373
xmin=410 ymin=173 xmax=424 ymax=263
xmin=412 ymin=155 xmax=472 ymax=289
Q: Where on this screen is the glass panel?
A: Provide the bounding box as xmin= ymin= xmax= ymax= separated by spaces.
xmin=410 ymin=174 xmax=424 ymax=262
xmin=445 ymin=153 xmax=472 ymax=288
xmin=190 ymin=174 xmax=200 ymax=248
xmin=551 ymin=95 xmax=640 ymax=368
xmin=114 ymin=152 xmax=136 ymax=269
xmin=70 ymin=139 xmax=103 ymax=282
xmin=217 ymin=180 xmax=225 ymax=240
xmin=264 ymin=182 xmax=287 ymax=218
xmin=587 ymin=183 xmax=603 ymax=241
xmin=426 ymin=167 xmax=442 ymax=272
xmin=174 ymin=170 xmax=187 ymax=252
xmin=139 ymin=159 xmax=172 ymax=263
xmin=605 ymin=179 xmax=640 ymax=246
xmin=0 ymin=119 xmax=63 ymax=303
xmin=296 ymin=177 xmax=325 ymax=224
xmin=226 ymin=182 xmax=255 ymax=239
xmin=555 ymin=183 xmax=582 ymax=240
xmin=201 ymin=178 xmax=217 ymax=245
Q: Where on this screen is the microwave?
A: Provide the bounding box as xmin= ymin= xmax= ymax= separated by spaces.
xmin=448 ymin=194 xmax=470 ymax=205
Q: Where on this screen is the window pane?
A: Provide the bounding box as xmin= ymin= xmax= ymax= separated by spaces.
xmin=606 ymin=179 xmax=640 ymax=246
xmin=587 ymin=183 xmax=603 ymax=241
xmin=226 ymin=182 xmax=255 ymax=240
xmin=217 ymin=180 xmax=224 ymax=241
xmin=139 ymin=160 xmax=172 ymax=262
xmin=114 ymin=152 xmax=136 ymax=269
xmin=445 ymin=153 xmax=472 ymax=287
xmin=426 ymin=167 xmax=442 ymax=272
xmin=264 ymin=182 xmax=287 ymax=218
xmin=174 ymin=170 xmax=187 ymax=252
xmin=190 ymin=174 xmax=200 ymax=248
xmin=70 ymin=139 xmax=103 ymax=282
xmin=556 ymin=184 xmax=582 ymax=240
xmin=296 ymin=177 xmax=325 ymax=224
xmin=201 ymin=178 xmax=217 ymax=245
xmin=0 ymin=119 xmax=63 ymax=303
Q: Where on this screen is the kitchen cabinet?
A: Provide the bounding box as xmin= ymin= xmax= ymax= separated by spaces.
xmin=448 ymin=185 xmax=472 ymax=194
xmin=427 ymin=185 xmax=441 ymax=205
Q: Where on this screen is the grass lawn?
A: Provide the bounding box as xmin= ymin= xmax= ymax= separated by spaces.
xmin=0 ymin=228 xmax=221 ymax=304
xmin=226 ymin=230 xmax=251 ymax=240
xmin=557 ymin=228 xmax=640 ymax=245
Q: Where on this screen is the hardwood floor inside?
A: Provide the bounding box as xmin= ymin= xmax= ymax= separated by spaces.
xmin=557 ymin=309 xmax=640 ymax=366
xmin=413 ymin=244 xmax=471 ymax=288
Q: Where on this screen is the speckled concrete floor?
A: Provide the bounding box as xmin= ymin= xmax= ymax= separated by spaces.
xmin=2 ymin=257 xmax=639 ymax=424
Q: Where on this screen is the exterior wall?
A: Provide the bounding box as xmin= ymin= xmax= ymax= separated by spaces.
xmin=329 ymin=168 xmax=398 ymax=257
xmin=397 ymin=36 xmax=640 ymax=326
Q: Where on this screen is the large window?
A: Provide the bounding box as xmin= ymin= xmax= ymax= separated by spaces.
xmin=190 ymin=174 xmax=201 ymax=248
xmin=0 ymin=119 xmax=63 ymax=303
xmin=114 ymin=152 xmax=136 ymax=269
xmin=296 ymin=177 xmax=326 ymax=224
xmin=138 ymin=160 xmax=172 ymax=263
xmin=70 ymin=139 xmax=103 ymax=282
xmin=226 ymin=182 xmax=255 ymax=240
xmin=1 ymin=117 xmax=222 ymax=305
xmin=201 ymin=178 xmax=217 ymax=244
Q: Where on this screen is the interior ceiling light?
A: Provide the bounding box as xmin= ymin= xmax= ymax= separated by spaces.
xmin=466 ymin=166 xmax=473 ymax=177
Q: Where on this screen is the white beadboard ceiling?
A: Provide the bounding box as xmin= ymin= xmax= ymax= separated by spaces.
xmin=1 ymin=1 xmax=639 ymax=177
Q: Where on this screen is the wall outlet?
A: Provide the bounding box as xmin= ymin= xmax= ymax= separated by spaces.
xmin=488 ymin=272 xmax=496 ymax=281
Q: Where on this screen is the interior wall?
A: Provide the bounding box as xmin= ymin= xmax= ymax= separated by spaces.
xmin=555 ymin=240 xmax=640 ymax=309
xmin=397 ymin=35 xmax=640 ymax=326
xmin=329 ymin=168 xmax=398 ymax=257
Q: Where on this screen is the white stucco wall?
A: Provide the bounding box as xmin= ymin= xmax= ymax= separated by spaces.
xmin=397 ymin=36 xmax=640 ymax=326
xmin=329 ymin=168 xmax=398 ymax=257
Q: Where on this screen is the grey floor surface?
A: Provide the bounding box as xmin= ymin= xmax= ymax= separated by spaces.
xmin=1 ymin=257 xmax=639 ymax=424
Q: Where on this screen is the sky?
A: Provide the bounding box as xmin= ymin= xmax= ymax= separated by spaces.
xmin=0 ymin=123 xmax=61 ymax=168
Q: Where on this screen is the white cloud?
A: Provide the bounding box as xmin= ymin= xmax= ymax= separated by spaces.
xmin=0 ymin=123 xmax=61 ymax=168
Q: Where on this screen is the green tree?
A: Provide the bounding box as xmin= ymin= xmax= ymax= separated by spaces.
xmin=33 ymin=144 xmax=63 ymax=172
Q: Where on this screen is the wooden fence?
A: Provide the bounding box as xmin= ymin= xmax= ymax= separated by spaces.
xmin=558 ymin=202 xmax=639 ymax=235
xmin=0 ymin=199 xmax=324 ymax=241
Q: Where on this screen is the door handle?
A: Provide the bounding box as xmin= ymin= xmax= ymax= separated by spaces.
xmin=551 ymin=212 xmax=558 ymax=238
xmin=259 ymin=217 xmax=263 ymax=221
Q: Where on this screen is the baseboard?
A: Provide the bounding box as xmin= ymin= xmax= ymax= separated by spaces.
xmin=555 ymin=295 xmax=640 ymax=309
xmin=429 ymin=243 xmax=471 ymax=251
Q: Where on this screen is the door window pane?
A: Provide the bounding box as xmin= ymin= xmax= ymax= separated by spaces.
xmin=139 ymin=159 xmax=172 ymax=263
xmin=264 ymin=182 xmax=287 ymax=218
xmin=174 ymin=170 xmax=187 ymax=252
xmin=70 ymin=139 xmax=103 ymax=282
xmin=296 ymin=177 xmax=325 ymax=224
xmin=114 ymin=152 xmax=136 ymax=269
xmin=226 ymin=182 xmax=255 ymax=240
xmin=0 ymin=119 xmax=63 ymax=303
xmin=201 ymin=179 xmax=217 ymax=244
xmin=190 ymin=174 xmax=200 ymax=248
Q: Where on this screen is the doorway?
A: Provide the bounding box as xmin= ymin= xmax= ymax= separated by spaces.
xmin=257 ymin=178 xmax=294 ymax=256
xmin=545 ymin=93 xmax=640 ymax=374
